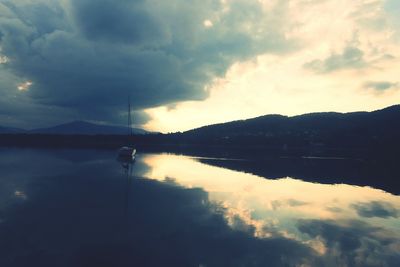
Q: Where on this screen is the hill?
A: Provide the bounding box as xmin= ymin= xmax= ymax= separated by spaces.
xmin=30 ymin=120 xmax=148 ymax=135
xmin=0 ymin=126 xmax=25 ymax=134
xmin=180 ymin=105 xmax=400 ymax=151
xmin=185 ymin=105 xmax=400 ymax=136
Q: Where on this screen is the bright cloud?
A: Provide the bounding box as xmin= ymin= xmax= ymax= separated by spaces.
xmin=203 ymin=19 xmax=213 ymax=28
xmin=144 ymin=0 xmax=400 ymax=132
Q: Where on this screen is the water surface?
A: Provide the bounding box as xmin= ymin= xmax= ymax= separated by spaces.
xmin=0 ymin=148 xmax=399 ymax=266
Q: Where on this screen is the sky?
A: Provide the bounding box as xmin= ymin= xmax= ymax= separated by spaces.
xmin=0 ymin=0 xmax=399 ymax=132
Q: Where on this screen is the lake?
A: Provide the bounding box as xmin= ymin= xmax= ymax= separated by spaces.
xmin=0 ymin=148 xmax=399 ymax=267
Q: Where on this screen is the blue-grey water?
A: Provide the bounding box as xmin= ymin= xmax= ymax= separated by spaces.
xmin=0 ymin=148 xmax=399 ymax=267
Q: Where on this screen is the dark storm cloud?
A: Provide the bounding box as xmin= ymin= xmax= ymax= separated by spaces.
xmin=351 ymin=201 xmax=399 ymax=218
xmin=0 ymin=63 xmax=75 ymax=128
xmin=0 ymin=0 xmax=294 ymax=127
xmin=71 ymin=0 xmax=167 ymax=45
xmin=131 ymin=110 xmax=151 ymax=126
xmin=304 ymin=46 xmax=366 ymax=73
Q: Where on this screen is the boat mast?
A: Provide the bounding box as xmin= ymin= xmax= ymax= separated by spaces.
xmin=128 ymin=95 xmax=133 ymax=136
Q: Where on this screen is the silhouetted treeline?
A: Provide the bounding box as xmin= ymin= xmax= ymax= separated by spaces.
xmin=175 ymin=104 xmax=400 ymax=158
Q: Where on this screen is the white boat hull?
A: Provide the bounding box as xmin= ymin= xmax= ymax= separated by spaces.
xmin=118 ymin=146 xmax=136 ymax=159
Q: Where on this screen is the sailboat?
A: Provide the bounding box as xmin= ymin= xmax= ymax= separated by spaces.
xmin=118 ymin=97 xmax=136 ymax=159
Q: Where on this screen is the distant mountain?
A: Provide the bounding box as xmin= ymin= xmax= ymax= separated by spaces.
xmin=30 ymin=120 xmax=149 ymax=135
xmin=0 ymin=126 xmax=25 ymax=134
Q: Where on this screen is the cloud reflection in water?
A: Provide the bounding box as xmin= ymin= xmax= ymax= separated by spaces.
xmin=143 ymin=154 xmax=400 ymax=265
xmin=0 ymin=149 xmax=399 ymax=266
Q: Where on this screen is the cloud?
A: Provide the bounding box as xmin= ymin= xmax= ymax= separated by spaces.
xmin=0 ymin=0 xmax=294 ymax=128
xmin=304 ymin=46 xmax=366 ymax=73
xmin=298 ymin=219 xmax=400 ymax=266
xmin=351 ymin=201 xmax=399 ymax=218
xmin=1 ymin=0 xmax=399 ymax=130
xmin=363 ymin=81 xmax=399 ymax=91
xmin=70 ymin=0 xmax=168 ymax=45
xmin=131 ymin=110 xmax=152 ymax=127
xmin=271 ymin=199 xmax=309 ymax=210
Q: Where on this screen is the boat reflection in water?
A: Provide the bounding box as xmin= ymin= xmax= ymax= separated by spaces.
xmin=117 ymin=151 xmax=136 ymax=170
xmin=117 ymin=154 xmax=135 ymax=217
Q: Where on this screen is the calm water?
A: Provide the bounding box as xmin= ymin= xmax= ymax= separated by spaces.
xmin=0 ymin=148 xmax=399 ymax=267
